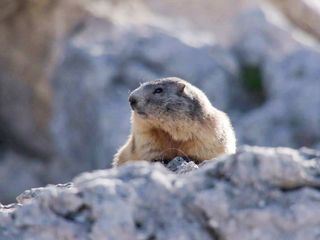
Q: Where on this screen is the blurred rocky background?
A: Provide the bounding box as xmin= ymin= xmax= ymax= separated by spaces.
xmin=0 ymin=0 xmax=319 ymax=203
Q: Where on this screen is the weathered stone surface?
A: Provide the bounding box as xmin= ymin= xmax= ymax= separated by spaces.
xmin=165 ymin=156 xmax=199 ymax=174
xmin=1 ymin=146 xmax=320 ymax=239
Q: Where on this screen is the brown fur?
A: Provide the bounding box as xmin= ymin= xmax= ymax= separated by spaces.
xmin=113 ymin=77 xmax=236 ymax=166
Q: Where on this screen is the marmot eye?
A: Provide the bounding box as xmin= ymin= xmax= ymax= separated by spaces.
xmin=153 ymin=88 xmax=163 ymax=94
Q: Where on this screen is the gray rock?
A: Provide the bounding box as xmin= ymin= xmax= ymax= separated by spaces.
xmin=231 ymin=9 xmax=320 ymax=150
xmin=0 ymin=150 xmax=46 ymax=204
xmin=236 ymin=48 xmax=320 ymax=149
xmin=264 ymin=49 xmax=320 ymax=148
xmin=1 ymin=146 xmax=320 ymax=240
xmin=267 ymin=0 xmax=320 ymax=41
xmin=51 ymin=44 xmax=119 ymax=172
xmin=236 ymin=100 xmax=295 ymax=147
xmin=231 ymin=8 xmax=301 ymax=65
xmin=0 ymin=0 xmax=87 ymax=159
xmin=166 ymin=157 xmax=199 ymax=174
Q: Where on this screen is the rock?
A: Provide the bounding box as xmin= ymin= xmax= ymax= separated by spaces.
xmin=0 ymin=0 xmax=87 ymax=158
xmin=51 ymin=44 xmax=119 ymax=172
xmin=231 ymin=8 xmax=301 ymax=65
xmin=141 ymin=0 xmax=255 ymax=42
xmin=264 ymin=49 xmax=320 ymax=98
xmin=236 ymin=47 xmax=320 ymax=149
xmin=230 ymin=8 xmax=320 ymax=150
xmin=0 ymin=150 xmax=46 ymax=204
xmin=130 ymin=30 xmax=239 ymax=111
xmin=165 ymin=157 xmax=199 ymax=174
xmin=267 ymin=0 xmax=320 ymax=41
xmin=264 ymin=49 xmax=320 ymax=147
xmin=16 ymin=183 xmax=73 ymax=205
xmin=236 ymin=100 xmax=295 ymax=147
xmin=228 ymin=8 xmax=302 ymax=112
xmin=0 ymin=148 xmax=79 ymax=204
xmin=1 ymin=146 xmax=320 ymax=239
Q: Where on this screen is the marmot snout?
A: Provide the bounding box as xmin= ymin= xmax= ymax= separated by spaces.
xmin=113 ymin=77 xmax=236 ymax=166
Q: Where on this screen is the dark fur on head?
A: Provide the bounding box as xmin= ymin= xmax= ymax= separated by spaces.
xmin=128 ymin=77 xmax=207 ymax=121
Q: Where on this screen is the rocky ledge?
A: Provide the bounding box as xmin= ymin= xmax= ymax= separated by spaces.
xmin=1 ymin=146 xmax=320 ymax=240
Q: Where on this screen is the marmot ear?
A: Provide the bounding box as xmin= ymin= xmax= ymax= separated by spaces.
xmin=177 ymin=82 xmax=186 ymax=94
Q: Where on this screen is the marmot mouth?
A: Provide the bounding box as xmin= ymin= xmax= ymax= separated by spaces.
xmin=136 ymin=111 xmax=147 ymax=117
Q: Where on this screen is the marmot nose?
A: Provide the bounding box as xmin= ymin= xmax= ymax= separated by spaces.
xmin=129 ymin=95 xmax=138 ymax=109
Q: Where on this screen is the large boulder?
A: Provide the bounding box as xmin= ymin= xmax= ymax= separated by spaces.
xmin=1 ymin=146 xmax=320 ymax=240
xmin=0 ymin=0 xmax=86 ymax=157
xmin=230 ymin=9 xmax=320 ymax=150
xmin=267 ymin=0 xmax=320 ymax=41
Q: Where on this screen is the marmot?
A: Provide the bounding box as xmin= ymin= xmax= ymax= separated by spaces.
xmin=113 ymin=77 xmax=236 ymax=166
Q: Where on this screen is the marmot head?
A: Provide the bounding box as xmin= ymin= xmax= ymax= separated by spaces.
xmin=128 ymin=77 xmax=209 ymax=122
